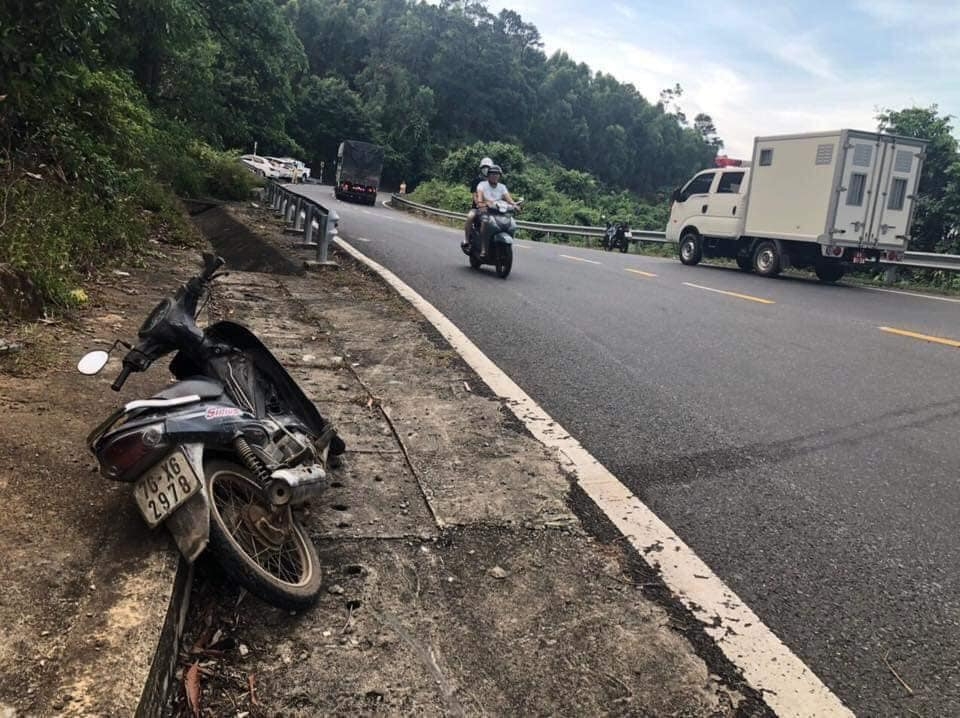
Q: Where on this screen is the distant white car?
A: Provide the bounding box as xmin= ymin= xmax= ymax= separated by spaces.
xmin=265 ymin=156 xmax=311 ymax=182
xmin=239 ymin=155 xmax=281 ymax=179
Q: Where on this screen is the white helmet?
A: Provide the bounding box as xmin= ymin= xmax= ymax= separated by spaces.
xmin=480 ymin=157 xmax=494 ymax=174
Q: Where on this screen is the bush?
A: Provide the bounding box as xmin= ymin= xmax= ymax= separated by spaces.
xmin=408 ymin=179 xmax=472 ymax=213
xmin=189 ymin=144 xmax=261 ymax=200
xmin=148 ymin=120 xmax=260 ymax=200
xmin=0 ymin=172 xmax=198 ymax=309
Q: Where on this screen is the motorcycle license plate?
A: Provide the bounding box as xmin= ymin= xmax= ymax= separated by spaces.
xmin=134 ymin=449 xmax=203 ymax=528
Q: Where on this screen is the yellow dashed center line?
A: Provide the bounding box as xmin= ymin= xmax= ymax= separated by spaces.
xmin=682 ymin=282 xmax=775 ymax=305
xmin=559 ymin=254 xmax=601 ymax=265
xmin=879 ymin=326 xmax=960 ymax=348
xmin=625 ymin=268 xmax=658 ymax=278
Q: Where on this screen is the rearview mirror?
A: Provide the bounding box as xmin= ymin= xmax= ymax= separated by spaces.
xmin=671 ymin=188 xmax=681 ymax=204
xmin=78 ymin=350 xmax=110 ymax=376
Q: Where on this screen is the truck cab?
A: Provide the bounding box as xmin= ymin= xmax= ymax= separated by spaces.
xmin=665 ymin=167 xmax=750 ymax=245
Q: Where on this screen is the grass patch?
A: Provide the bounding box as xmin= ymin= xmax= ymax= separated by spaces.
xmin=0 ymin=323 xmax=61 ymax=376
xmin=0 ymin=172 xmax=200 ymax=311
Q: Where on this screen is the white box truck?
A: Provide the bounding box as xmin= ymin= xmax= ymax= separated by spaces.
xmin=665 ymin=130 xmax=927 ymax=282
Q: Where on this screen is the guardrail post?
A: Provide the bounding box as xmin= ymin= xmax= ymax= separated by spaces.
xmin=303 ymin=208 xmax=339 ymax=270
xmin=303 ymin=205 xmax=315 ymax=245
xmin=884 ymin=265 xmax=899 ymax=286
xmin=294 ymin=197 xmax=304 ymax=229
xmin=275 ymin=189 xmax=286 ymax=214
xmin=318 ymin=209 xmax=338 ymax=264
xmin=293 ymin=204 xmax=302 ymax=232
xmin=283 ymin=196 xmax=307 ymax=236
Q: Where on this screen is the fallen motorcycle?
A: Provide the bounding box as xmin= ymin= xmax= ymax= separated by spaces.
xmin=78 ymin=253 xmax=344 ymax=610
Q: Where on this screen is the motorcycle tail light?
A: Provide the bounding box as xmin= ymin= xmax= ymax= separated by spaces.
xmin=97 ymin=422 xmax=167 ymax=481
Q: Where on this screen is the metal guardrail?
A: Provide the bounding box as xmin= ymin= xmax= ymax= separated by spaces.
xmin=897 ymin=251 xmax=960 ymax=272
xmin=389 ymin=193 xmax=960 ymax=273
xmin=389 ymin=194 xmax=669 ymax=246
xmin=264 ymin=181 xmax=338 ymax=265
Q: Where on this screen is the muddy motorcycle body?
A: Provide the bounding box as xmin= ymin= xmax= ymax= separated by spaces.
xmin=79 ymin=253 xmax=343 ymax=610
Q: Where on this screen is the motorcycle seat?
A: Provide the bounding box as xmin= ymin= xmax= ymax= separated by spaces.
xmin=153 ymin=377 xmax=224 ymax=400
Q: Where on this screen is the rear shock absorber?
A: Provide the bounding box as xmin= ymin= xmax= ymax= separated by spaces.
xmin=234 ymin=436 xmax=271 ymax=485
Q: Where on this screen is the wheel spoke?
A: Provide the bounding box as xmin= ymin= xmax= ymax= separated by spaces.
xmin=210 ymin=470 xmax=312 ymax=588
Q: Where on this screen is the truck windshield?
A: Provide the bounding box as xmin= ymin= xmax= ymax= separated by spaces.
xmin=680 ymin=172 xmax=715 ymax=201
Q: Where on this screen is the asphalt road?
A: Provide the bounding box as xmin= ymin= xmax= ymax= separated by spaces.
xmin=294 ymin=185 xmax=960 ymax=716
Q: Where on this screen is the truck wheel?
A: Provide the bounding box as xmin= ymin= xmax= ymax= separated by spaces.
xmin=753 ymin=241 xmax=781 ymax=277
xmin=736 ymin=255 xmax=752 ymax=272
xmin=815 ymin=262 xmax=844 ymax=283
xmin=679 ymin=232 xmax=702 ymax=266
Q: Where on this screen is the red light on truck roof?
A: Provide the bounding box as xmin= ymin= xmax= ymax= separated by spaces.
xmin=715 ymin=156 xmax=745 ymax=168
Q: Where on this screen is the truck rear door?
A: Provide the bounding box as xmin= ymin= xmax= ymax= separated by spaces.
xmin=833 ymin=136 xmax=882 ymax=246
xmin=869 ymin=138 xmax=924 ymax=250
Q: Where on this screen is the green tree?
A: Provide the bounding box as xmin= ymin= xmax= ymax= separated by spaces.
xmin=289 ymin=76 xmax=375 ymax=177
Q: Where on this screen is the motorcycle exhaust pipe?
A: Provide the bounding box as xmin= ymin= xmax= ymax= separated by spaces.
xmin=266 ymin=464 xmax=326 ymax=506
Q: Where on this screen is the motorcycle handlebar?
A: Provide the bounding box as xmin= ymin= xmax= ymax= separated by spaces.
xmin=111 ymin=365 xmax=133 ymax=392
xmin=201 ymin=255 xmax=225 ymax=282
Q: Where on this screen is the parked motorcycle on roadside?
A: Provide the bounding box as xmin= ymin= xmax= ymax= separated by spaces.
xmin=463 ymin=199 xmax=523 ymax=278
xmin=601 ymin=221 xmax=631 ymax=253
xmin=78 ymin=253 xmax=345 ymax=610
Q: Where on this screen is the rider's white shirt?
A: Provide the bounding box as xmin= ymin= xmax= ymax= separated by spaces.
xmin=477 ymin=180 xmax=509 ymax=204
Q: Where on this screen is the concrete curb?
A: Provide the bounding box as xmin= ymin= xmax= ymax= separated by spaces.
xmin=135 ymin=559 xmax=193 ymax=717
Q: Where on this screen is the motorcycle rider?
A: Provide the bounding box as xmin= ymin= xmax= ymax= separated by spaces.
xmin=474 ymin=165 xmax=519 ymax=257
xmin=463 ymin=157 xmax=494 ymax=249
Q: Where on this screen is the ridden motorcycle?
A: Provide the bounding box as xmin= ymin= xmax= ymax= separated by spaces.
xmin=463 ymin=199 xmax=522 ymax=279
xmin=78 ymin=253 xmax=345 ymax=610
xmin=601 ymin=221 xmax=631 ymax=253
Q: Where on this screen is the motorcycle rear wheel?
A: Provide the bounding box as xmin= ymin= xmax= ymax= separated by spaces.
xmin=205 ymin=459 xmax=322 ymax=610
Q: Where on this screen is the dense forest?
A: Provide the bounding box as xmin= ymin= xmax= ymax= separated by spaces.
xmin=1 ymin=0 xmax=958 ymax=306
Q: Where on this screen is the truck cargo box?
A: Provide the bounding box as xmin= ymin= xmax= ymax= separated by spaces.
xmin=744 ymin=130 xmax=926 ymax=251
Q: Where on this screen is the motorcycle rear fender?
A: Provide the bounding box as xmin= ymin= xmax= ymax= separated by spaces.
xmin=493 ymin=232 xmax=514 ymax=245
xmin=163 ymin=442 xmax=210 ymax=563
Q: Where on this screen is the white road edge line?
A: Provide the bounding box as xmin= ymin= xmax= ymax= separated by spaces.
xmin=559 ymin=254 xmax=602 ymax=265
xmin=860 ymin=285 xmax=960 ymax=304
xmin=333 ymin=237 xmax=853 ymax=718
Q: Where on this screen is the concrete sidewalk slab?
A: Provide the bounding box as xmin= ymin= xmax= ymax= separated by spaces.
xmin=164 ymin=205 xmax=766 ymax=716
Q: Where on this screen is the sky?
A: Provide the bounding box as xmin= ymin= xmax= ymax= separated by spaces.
xmin=483 ymin=0 xmax=960 ymax=158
